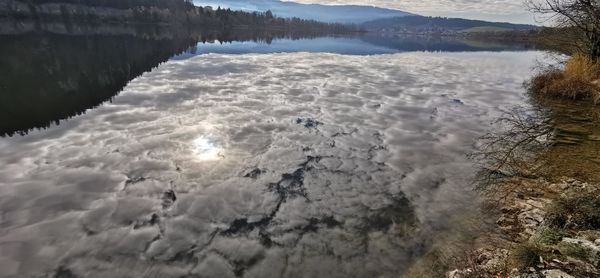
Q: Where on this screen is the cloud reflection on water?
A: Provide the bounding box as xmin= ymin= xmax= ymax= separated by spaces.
xmin=0 ymin=51 xmax=541 ymax=277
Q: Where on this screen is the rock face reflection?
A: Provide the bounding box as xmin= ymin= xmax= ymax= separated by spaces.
xmin=0 ymin=52 xmax=540 ymax=277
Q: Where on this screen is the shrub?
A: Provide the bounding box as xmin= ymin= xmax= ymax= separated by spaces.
xmin=557 ymin=241 xmax=590 ymax=260
xmin=546 ymin=189 xmax=600 ymax=230
xmin=511 ymin=243 xmax=545 ymax=269
xmin=528 ymin=54 xmax=600 ymax=103
xmin=564 ymin=54 xmax=600 ymax=80
xmin=539 ymin=227 xmax=568 ymax=245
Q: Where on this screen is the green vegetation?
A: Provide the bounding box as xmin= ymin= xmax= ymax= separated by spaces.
xmin=539 ymin=227 xmax=568 ymax=245
xmin=557 ymin=241 xmax=590 ymax=260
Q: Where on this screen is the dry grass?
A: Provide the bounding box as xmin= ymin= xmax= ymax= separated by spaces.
xmin=564 ymin=54 xmax=600 ymax=79
xmin=528 ymin=54 xmax=600 ymax=103
xmin=510 ymin=242 xmax=546 ymax=269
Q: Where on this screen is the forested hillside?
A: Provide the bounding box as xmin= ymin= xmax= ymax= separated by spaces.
xmin=0 ymin=0 xmax=357 ymax=32
xmin=363 ymin=15 xmax=536 ymax=35
xmin=24 ymin=0 xmax=195 ymax=10
xmin=193 ymin=0 xmax=412 ymax=24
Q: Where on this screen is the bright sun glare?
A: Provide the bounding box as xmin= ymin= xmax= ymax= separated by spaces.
xmin=192 ymin=136 xmax=223 ymax=161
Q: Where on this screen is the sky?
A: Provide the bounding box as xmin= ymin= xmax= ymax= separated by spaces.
xmin=282 ymin=0 xmax=539 ymax=24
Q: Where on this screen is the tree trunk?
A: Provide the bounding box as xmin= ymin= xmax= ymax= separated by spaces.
xmin=592 ymin=39 xmax=600 ymax=62
xmin=591 ymin=33 xmax=600 ymax=62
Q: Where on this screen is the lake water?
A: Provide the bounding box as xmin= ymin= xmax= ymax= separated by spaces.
xmin=0 ymin=30 xmax=543 ymax=277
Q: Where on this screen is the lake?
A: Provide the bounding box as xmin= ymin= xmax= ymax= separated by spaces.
xmin=0 ymin=29 xmax=543 ymax=277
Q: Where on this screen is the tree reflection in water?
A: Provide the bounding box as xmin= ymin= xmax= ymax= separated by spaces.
xmin=471 ymin=99 xmax=600 ymax=191
xmin=0 ymin=23 xmax=340 ymax=137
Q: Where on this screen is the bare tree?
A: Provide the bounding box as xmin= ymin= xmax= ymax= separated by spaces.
xmin=527 ymin=0 xmax=600 ymax=60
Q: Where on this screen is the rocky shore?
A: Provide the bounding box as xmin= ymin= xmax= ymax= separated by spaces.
xmin=448 ymin=178 xmax=600 ymax=278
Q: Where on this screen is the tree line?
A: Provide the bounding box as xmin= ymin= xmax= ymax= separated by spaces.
xmin=1 ymin=0 xmax=359 ymax=32
xmin=362 ymin=15 xmax=535 ymax=31
xmin=27 ymin=0 xmax=195 ymax=10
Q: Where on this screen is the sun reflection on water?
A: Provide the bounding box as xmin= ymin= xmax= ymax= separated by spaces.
xmin=192 ymin=136 xmax=223 ymax=161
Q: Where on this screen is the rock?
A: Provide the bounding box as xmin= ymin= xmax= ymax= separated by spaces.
xmin=161 ymin=190 xmax=177 ymax=209
xmin=558 ymin=182 xmax=570 ymax=190
xmin=296 ymin=117 xmax=322 ymax=129
xmin=575 ymin=230 xmax=600 ymax=241
xmin=461 ymin=178 xmax=599 ymax=278
xmin=540 ymin=269 xmax=574 ymax=278
xmin=497 ymin=215 xmax=515 ymax=226
xmin=476 ymin=248 xmax=509 ymax=273
xmin=518 ymin=207 xmax=545 ymax=236
xmin=446 ymin=269 xmax=459 ymax=278
xmin=243 ymin=168 xmax=264 ymax=179
xmin=561 ymin=238 xmax=600 ymax=265
xmin=445 ymin=248 xmax=509 ymax=277
xmin=446 ymin=269 xmax=472 ymax=278
xmin=525 ymin=199 xmax=546 ymax=209
xmin=520 ymin=273 xmax=543 ymax=278
xmin=495 ymin=196 xmax=550 ymax=238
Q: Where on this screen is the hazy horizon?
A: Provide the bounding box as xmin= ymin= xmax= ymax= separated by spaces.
xmin=197 ymin=0 xmax=538 ymax=25
xmin=283 ymin=0 xmax=537 ymax=24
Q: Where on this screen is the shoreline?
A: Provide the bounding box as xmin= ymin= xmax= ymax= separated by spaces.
xmin=448 ymin=177 xmax=600 ymax=277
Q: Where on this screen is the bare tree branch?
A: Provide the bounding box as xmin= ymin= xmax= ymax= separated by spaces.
xmin=526 ymin=0 xmax=600 ymax=59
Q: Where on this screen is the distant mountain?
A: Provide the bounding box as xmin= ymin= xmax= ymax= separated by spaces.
xmin=362 ymin=16 xmax=538 ymax=34
xmin=194 ymin=0 xmax=413 ymax=23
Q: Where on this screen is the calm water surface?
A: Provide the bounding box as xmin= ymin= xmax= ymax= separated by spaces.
xmin=0 ymin=31 xmax=543 ymax=277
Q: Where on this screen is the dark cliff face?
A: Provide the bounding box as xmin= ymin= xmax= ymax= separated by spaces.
xmin=0 ymin=30 xmax=197 ymax=137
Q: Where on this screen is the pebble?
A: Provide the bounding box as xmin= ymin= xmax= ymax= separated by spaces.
xmin=540 ymin=269 xmax=574 ymax=278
